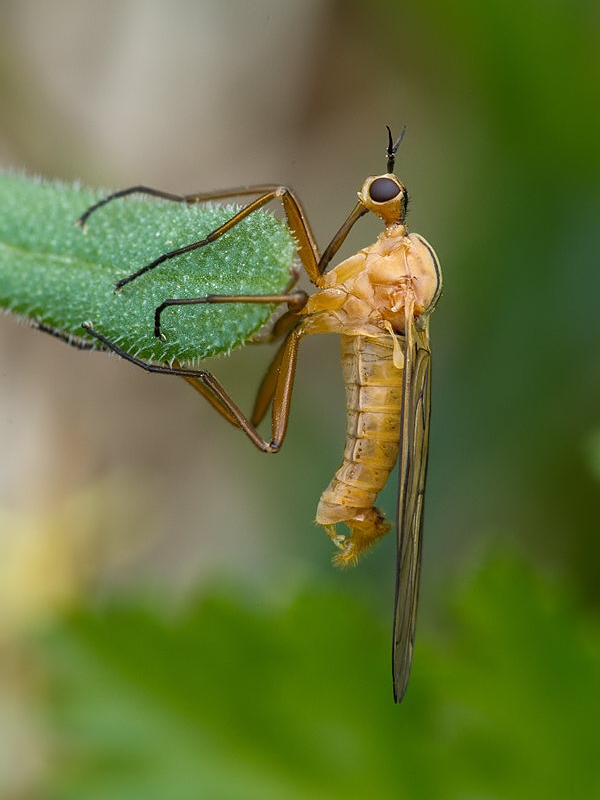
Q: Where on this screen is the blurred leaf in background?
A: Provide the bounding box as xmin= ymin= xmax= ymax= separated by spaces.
xmin=35 ymin=550 xmax=599 ymax=800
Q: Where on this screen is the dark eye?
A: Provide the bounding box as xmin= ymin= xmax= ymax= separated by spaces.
xmin=369 ymin=177 xmax=401 ymax=202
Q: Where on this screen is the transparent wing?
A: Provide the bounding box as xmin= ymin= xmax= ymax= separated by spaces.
xmin=392 ymin=324 xmax=432 ymax=702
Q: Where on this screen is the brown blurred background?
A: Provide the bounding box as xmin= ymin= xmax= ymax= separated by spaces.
xmin=1 ymin=0 xmax=459 ymax=595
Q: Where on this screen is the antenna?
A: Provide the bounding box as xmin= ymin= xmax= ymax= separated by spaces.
xmin=386 ymin=125 xmax=407 ymax=173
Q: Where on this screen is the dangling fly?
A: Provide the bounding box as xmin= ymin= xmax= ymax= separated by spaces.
xmin=78 ymin=128 xmax=442 ymax=701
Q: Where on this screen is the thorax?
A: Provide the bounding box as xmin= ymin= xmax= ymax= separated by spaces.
xmin=301 ymin=224 xmax=440 ymax=338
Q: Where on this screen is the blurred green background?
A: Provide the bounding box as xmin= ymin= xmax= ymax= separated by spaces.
xmin=0 ymin=1 xmax=598 ymax=798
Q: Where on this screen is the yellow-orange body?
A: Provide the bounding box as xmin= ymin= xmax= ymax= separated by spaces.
xmin=298 ymin=216 xmax=441 ymax=565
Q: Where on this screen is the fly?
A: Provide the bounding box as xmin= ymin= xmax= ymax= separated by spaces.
xmin=78 ymin=128 xmax=443 ymax=702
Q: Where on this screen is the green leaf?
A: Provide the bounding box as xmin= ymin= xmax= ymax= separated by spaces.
xmin=0 ymin=173 xmax=296 ymax=363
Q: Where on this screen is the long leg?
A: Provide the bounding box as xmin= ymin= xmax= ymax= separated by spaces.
xmin=77 ymin=184 xmax=369 ymax=289
xmin=77 ymin=184 xmax=323 ymax=288
xmin=81 ymin=322 xmax=303 ymax=453
xmin=250 ymin=333 xmax=291 ymax=427
xmin=180 ymin=318 xmax=301 ymax=430
xmin=154 ymin=290 xmax=308 ymax=339
xmin=32 ymin=320 xmax=99 ymax=350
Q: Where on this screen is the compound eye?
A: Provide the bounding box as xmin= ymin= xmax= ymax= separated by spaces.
xmin=369 ymin=177 xmax=401 ymax=202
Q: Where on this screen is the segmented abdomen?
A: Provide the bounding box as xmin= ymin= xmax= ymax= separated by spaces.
xmin=316 ymin=334 xmax=403 ymax=529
